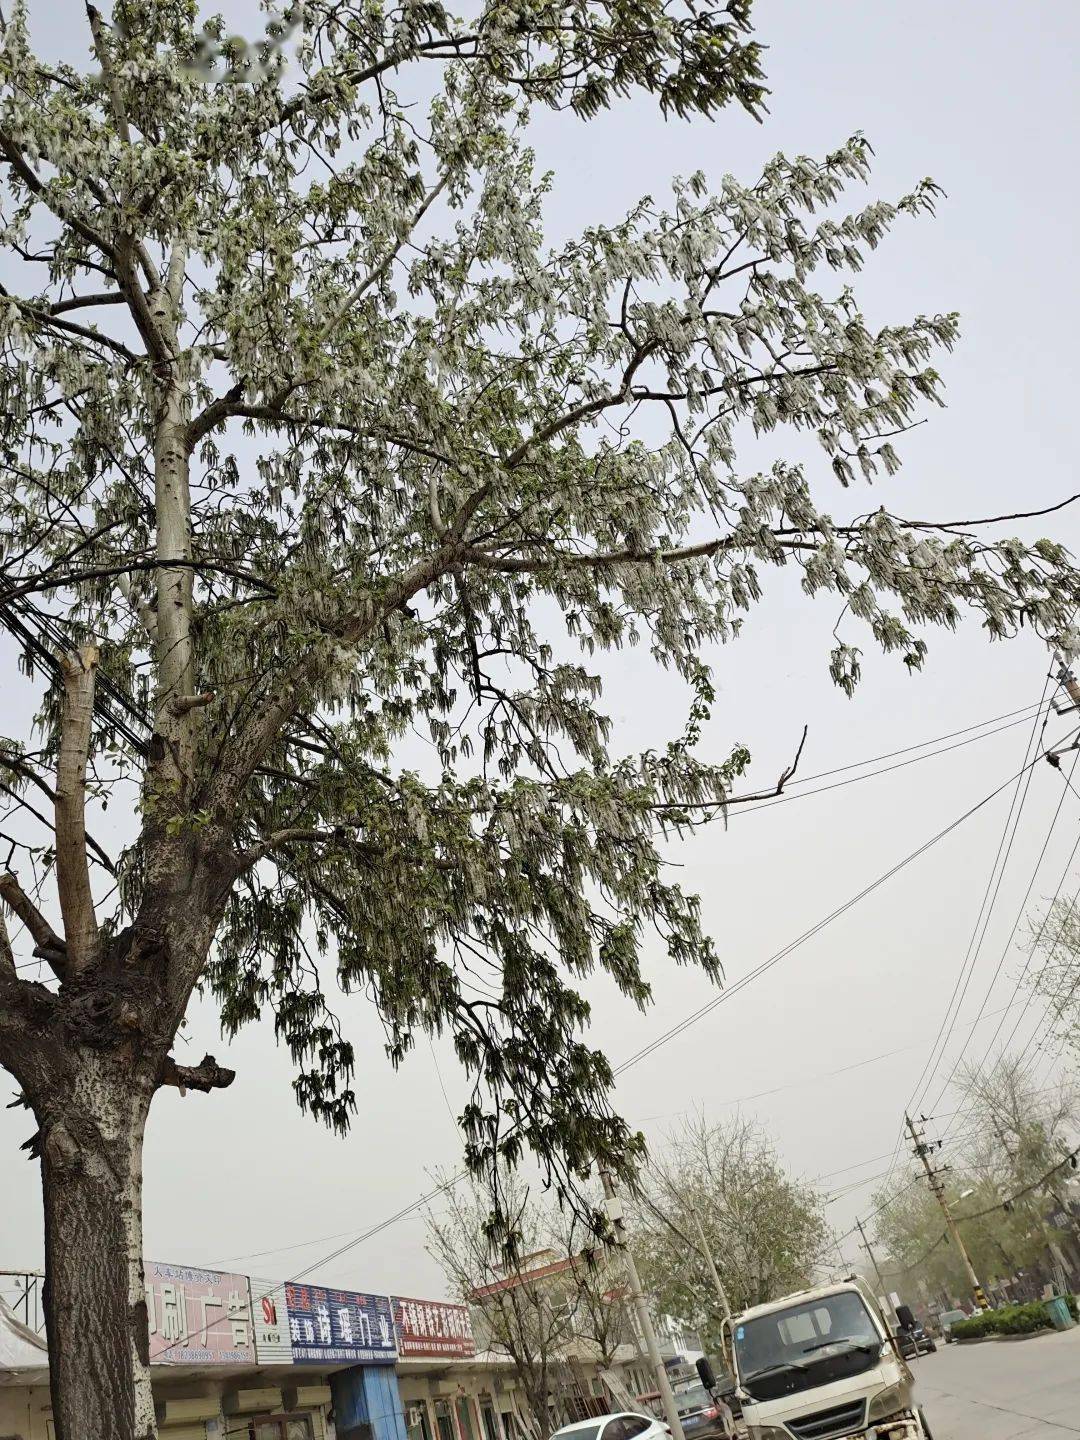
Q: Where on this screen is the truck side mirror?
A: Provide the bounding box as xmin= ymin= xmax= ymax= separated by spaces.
xmin=696 ymin=1358 xmax=717 ymax=1392
xmin=895 ymin=1304 xmax=916 ymax=1332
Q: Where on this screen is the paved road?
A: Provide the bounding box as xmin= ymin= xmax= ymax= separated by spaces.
xmin=911 ymin=1328 xmax=1080 ymax=1439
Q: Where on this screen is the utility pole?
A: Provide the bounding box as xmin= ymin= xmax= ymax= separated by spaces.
xmin=855 ymin=1217 xmax=890 ymax=1313
xmin=601 ymin=1169 xmax=686 ymax=1440
xmin=905 ymin=1114 xmax=989 ymax=1309
xmin=1052 ymin=650 xmax=1080 ymax=713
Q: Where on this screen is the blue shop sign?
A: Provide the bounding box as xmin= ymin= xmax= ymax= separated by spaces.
xmin=283 ymin=1283 xmax=398 ymax=1364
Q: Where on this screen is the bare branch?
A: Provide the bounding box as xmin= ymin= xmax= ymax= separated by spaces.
xmin=0 ymin=283 xmax=141 ymax=364
xmin=49 ymin=290 xmax=126 ymax=316
xmin=169 ymin=690 xmax=215 ymax=717
xmin=55 ymin=644 xmax=100 ymax=972
xmin=158 ymin=1052 xmax=236 ymax=1095
xmin=0 ymin=753 xmax=116 ymax=874
xmin=0 ymin=872 xmax=68 ymax=980
xmin=901 ymin=493 xmax=1080 ymax=534
xmin=725 ymin=724 xmax=809 ymax=808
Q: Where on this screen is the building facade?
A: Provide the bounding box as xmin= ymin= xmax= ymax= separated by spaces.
xmin=0 ymin=1258 xmax=653 ymax=1440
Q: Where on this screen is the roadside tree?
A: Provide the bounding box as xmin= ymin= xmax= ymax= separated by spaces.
xmin=631 ymin=1115 xmax=827 ymax=1351
xmin=427 ymin=1178 xmax=632 ymax=1434
xmin=3 ymin=1 xmax=1080 ymax=1436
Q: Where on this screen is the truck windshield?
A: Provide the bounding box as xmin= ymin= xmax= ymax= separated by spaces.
xmin=735 ymin=1291 xmax=883 ymax=1402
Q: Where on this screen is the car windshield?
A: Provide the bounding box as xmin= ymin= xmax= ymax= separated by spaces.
xmin=674 ymin=1385 xmax=713 ymax=1413
xmin=554 ymin=1428 xmax=601 ymax=1440
xmin=735 ymin=1291 xmax=883 ymax=1401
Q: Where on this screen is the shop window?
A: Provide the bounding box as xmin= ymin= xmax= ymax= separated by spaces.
xmin=251 ymin=1417 xmax=316 ymax=1440
xmin=481 ymin=1403 xmax=501 ymax=1440
xmin=408 ymin=1400 xmax=434 ymax=1440
xmin=435 ymin=1399 xmax=456 ymax=1440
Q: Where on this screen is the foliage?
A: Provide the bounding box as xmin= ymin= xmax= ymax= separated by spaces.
xmin=2 ymin=0 xmax=1080 ymax=1226
xmin=3 ymin=0 xmax=1080 ymax=1428
xmin=871 ymin=1056 xmax=1079 ymax=1302
xmin=630 ymin=1114 xmax=827 ymax=1351
xmin=949 ymin=1297 xmax=1071 ymax=1339
xmin=1029 ymin=892 xmax=1080 ymax=1062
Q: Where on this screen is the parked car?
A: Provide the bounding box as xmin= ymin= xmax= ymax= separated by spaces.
xmin=671 ymin=1381 xmax=731 ymax=1440
xmin=550 ymin=1412 xmax=669 ymax=1440
xmin=937 ymin=1309 xmax=969 ymax=1342
xmin=896 ymin=1322 xmax=937 ymax=1358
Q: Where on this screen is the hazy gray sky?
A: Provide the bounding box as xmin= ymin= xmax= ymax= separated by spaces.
xmin=4 ymin=0 xmax=1080 ymax=1302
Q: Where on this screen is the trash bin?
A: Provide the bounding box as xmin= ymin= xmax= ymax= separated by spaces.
xmin=1046 ymin=1297 xmax=1074 ymax=1331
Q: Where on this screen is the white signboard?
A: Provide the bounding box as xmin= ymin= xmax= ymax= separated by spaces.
xmin=251 ymin=1278 xmax=293 ymax=1364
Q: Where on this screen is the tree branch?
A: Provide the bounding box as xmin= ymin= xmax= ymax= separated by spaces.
xmin=0 ymin=129 xmax=117 ymax=263
xmin=0 ymin=555 xmax=278 ymax=606
xmin=55 ymin=645 xmax=100 ymax=973
xmin=900 ymin=493 xmax=1080 ymax=533
xmin=158 ymin=1052 xmax=236 ymax=1095
xmin=0 ymin=754 xmax=116 ymax=874
xmin=0 ymin=906 xmax=16 ymax=981
xmin=48 ymin=290 xmax=126 ymax=316
xmin=234 ymin=826 xmax=378 ymax=873
xmin=0 ymin=284 xmax=141 ymax=364
xmin=0 ymin=872 xmax=68 ymax=980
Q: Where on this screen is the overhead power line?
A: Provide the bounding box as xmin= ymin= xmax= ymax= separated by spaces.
xmin=728 ymin=706 xmax=1046 ymax=818
xmin=616 ymin=739 xmax=1068 ymax=1076
xmin=879 ymin=686 xmax=1070 ymax=1188
xmin=927 ymin=747 xmax=1080 ymax=1113
xmin=213 ymin=748 xmax=1075 ymax=1284
xmin=906 ymin=681 xmax=1056 ymax=1121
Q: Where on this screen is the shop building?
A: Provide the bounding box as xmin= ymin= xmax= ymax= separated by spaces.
xmin=0 ymin=1257 xmax=655 ymax=1440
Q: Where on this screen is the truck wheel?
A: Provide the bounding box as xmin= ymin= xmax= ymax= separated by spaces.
xmin=918 ymin=1407 xmax=934 ymax=1439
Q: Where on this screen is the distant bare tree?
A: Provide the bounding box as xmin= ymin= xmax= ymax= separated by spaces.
xmin=427 ymin=1175 xmax=632 ymax=1432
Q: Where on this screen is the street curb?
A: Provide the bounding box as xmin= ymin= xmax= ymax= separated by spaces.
xmin=954 ymin=1329 xmax=1056 ymax=1344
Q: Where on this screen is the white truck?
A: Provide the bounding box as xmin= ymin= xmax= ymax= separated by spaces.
xmin=728 ymin=1278 xmax=933 ymax=1439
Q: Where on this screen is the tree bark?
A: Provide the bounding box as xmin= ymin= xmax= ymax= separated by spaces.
xmin=38 ymin=1054 xmax=158 ymax=1440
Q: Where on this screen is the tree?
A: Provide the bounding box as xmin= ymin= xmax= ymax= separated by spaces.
xmin=427 ymin=1177 xmax=632 ymax=1434
xmin=1029 ymin=891 xmax=1080 ymax=1064
xmin=957 ymin=1055 xmax=1080 ymax=1267
xmin=870 ymin=1056 xmax=1079 ymax=1305
xmin=630 ymin=1115 xmax=827 ymax=1352
xmin=0 ymin=0 xmax=1078 ymax=1434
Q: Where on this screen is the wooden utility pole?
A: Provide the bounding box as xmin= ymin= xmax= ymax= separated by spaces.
xmin=906 ymin=1114 xmax=989 ymax=1309
xmin=600 ymin=1170 xmax=686 ymax=1440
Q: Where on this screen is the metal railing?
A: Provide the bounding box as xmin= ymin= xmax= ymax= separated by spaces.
xmin=0 ymin=1270 xmax=46 ymax=1334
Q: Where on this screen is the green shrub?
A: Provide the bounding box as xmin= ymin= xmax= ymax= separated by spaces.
xmin=948 ymin=1301 xmax=1056 ymax=1340
xmin=1064 ymin=1294 xmax=1078 ymax=1322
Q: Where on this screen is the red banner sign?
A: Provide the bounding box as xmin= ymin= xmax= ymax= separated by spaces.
xmin=392 ymin=1295 xmax=475 ymax=1357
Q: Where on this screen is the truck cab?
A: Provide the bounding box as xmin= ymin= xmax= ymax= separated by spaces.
xmin=730 ymin=1279 xmax=930 ymax=1439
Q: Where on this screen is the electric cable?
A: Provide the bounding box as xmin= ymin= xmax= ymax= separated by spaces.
xmin=877 ymin=683 xmax=1065 ymax=1188
xmin=926 ymin=744 xmax=1080 ymax=1113
xmin=906 ymin=677 xmax=1056 ymax=1120
xmin=616 ymin=734 xmax=1068 ymax=1077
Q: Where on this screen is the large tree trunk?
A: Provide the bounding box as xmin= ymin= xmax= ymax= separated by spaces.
xmin=38 ymin=1052 xmax=158 ymax=1440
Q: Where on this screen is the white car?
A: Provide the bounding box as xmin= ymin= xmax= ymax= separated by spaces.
xmin=550 ymin=1413 xmax=669 ymax=1440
